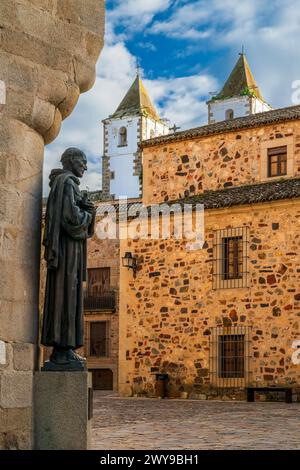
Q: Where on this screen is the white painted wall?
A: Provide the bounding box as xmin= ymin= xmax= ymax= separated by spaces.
xmin=105 ymin=116 xmax=140 ymax=199
xmin=209 ymin=96 xmax=272 ymax=123
xmin=104 ymin=115 xmax=169 ymax=199
xmin=250 ymin=97 xmax=272 ymax=114
xmin=110 ymin=153 xmax=140 ymax=198
xmin=209 ymin=96 xmax=250 ymax=123
xmin=106 ymin=116 xmax=140 ymax=157
xmin=142 ymin=116 xmax=169 ymax=140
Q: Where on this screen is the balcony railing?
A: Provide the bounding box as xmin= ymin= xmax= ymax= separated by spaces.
xmin=84 ymin=290 xmax=116 ymax=311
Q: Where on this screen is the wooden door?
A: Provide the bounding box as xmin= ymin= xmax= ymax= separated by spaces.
xmin=92 ymin=369 xmax=113 ymax=390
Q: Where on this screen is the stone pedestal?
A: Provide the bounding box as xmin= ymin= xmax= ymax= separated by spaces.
xmin=33 ymin=372 xmax=92 ymax=450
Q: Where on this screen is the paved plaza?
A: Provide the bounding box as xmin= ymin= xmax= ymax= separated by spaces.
xmin=92 ymin=392 xmax=300 ymax=450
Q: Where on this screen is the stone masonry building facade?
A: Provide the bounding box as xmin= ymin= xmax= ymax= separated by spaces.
xmin=118 ymin=106 xmax=300 ymax=399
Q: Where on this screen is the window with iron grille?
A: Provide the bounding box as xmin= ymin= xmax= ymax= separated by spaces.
xmin=219 ymin=334 xmax=244 ymax=378
xmin=89 ymin=321 xmax=109 ymax=358
xmin=213 ymin=227 xmax=249 ymax=289
xmin=267 ymin=146 xmax=287 ymax=177
xmin=222 ymin=236 xmax=243 ymax=280
xmin=209 ymin=326 xmax=252 ymax=388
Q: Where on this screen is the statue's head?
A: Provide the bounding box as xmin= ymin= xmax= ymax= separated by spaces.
xmin=61 ymin=147 xmax=87 ymax=178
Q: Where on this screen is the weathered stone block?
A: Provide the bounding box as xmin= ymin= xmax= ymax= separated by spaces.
xmin=0 ymin=405 xmax=32 ymax=449
xmin=0 ymin=371 xmax=33 ymax=408
xmin=34 ymin=372 xmax=92 ymax=450
xmin=57 ymin=0 xmax=105 ymax=35
xmin=13 ymin=343 xmax=35 ymax=371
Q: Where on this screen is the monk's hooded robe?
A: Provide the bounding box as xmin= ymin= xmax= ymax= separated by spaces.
xmin=42 ymin=169 xmax=95 ymax=349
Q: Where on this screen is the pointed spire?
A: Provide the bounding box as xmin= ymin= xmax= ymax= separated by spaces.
xmin=110 ymin=74 xmax=160 ymax=121
xmin=215 ymin=52 xmax=265 ymax=102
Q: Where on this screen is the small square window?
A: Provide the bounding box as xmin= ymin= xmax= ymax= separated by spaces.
xmin=261 ymin=138 xmax=293 ymax=181
xmin=267 ymin=146 xmax=287 ymax=177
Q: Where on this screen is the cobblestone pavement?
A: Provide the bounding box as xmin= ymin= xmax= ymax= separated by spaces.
xmin=92 ymin=392 xmax=300 ymax=450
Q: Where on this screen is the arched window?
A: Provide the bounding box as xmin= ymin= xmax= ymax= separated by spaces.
xmin=225 ymin=109 xmax=234 ymax=120
xmin=118 ymin=127 xmax=127 ymax=146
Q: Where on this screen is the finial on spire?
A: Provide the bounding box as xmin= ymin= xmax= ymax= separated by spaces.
xmin=239 ymin=45 xmax=245 ymax=56
xmin=136 ymin=59 xmax=141 ymax=77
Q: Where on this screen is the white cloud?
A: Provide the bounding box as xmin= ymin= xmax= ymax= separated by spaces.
xmin=110 ymin=0 xmax=172 ymax=18
xmin=150 ymin=0 xmax=269 ymax=40
xmin=149 ymin=0 xmax=300 ymax=108
xmin=150 ymin=2 xmax=214 ymax=39
xmin=145 ymin=74 xmax=218 ymax=129
xmin=137 ymin=42 xmax=157 ymax=52
xmin=107 ymin=0 xmax=172 ymax=40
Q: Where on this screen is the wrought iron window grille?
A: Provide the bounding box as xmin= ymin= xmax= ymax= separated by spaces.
xmin=209 ymin=325 xmax=252 ymax=389
xmin=212 ymin=226 xmax=249 ymax=289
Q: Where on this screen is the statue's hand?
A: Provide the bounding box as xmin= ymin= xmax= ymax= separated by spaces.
xmin=83 ymin=201 xmax=96 ymax=215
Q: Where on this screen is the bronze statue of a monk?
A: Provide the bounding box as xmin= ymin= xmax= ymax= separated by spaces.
xmin=42 ymin=147 xmax=96 ymax=370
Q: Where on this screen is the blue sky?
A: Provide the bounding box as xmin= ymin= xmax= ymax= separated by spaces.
xmin=44 ymin=0 xmax=300 ymax=195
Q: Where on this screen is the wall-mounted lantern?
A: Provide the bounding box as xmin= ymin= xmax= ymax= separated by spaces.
xmin=122 ymin=252 xmax=137 ymax=273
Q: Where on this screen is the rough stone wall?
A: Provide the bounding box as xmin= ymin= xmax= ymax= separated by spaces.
xmin=0 ymin=0 xmax=105 ymax=449
xmin=119 ymin=200 xmax=300 ymax=398
xmin=143 ymin=121 xmax=300 ymax=204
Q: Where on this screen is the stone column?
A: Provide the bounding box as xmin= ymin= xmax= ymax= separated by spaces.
xmin=0 ymin=0 xmax=105 ymax=449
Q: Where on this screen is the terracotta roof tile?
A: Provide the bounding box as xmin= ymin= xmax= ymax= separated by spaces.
xmin=141 ymin=105 xmax=300 ymax=148
xmin=171 ymin=178 xmax=300 ymax=209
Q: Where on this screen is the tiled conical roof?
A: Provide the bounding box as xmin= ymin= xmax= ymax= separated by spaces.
xmin=215 ymin=53 xmax=265 ymax=102
xmin=111 ymin=75 xmax=160 ymax=120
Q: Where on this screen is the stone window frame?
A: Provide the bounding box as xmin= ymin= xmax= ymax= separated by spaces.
xmin=212 ymin=226 xmax=250 ymax=290
xmin=260 ymin=137 xmax=294 ymax=181
xmin=209 ymin=325 xmax=252 ymax=388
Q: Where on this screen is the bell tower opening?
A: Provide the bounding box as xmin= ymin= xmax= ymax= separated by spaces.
xmin=118 ymin=127 xmax=127 ymax=147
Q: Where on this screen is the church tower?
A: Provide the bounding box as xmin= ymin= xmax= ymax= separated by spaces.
xmin=207 ymin=53 xmax=272 ymax=124
xmin=101 ymin=74 xmax=169 ymax=200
